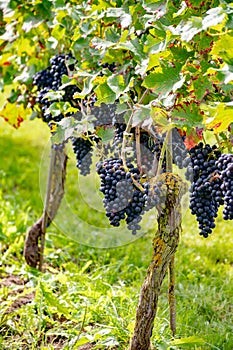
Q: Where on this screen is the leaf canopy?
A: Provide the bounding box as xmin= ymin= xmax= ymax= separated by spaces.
xmin=0 ymin=0 xmax=232 ymax=140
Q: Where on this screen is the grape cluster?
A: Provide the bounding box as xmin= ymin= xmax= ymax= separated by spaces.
xmin=96 ymin=158 xmax=163 ymax=235
xmin=172 ymin=128 xmax=190 ymax=170
xmin=217 ymin=154 xmax=233 ymax=220
xmin=112 ymin=123 xmax=127 ymax=150
xmin=188 ymin=143 xmax=223 ymax=237
xmin=33 ymin=68 xmax=54 ymax=89
xmin=33 ymin=53 xmax=79 ymax=123
xmin=72 ymin=135 xmax=99 ymax=176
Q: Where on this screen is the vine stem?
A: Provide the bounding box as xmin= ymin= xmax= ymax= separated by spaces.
xmin=214 ymin=134 xmax=222 ymax=149
xmin=168 ymin=255 xmax=176 ymax=337
xmin=138 ymin=88 xmax=149 ymax=104
xmin=166 ymin=128 xmax=173 ymax=173
xmin=120 ymin=106 xmax=144 ymax=192
xmin=39 ymin=145 xmax=56 ymax=271
xmin=121 ymin=109 xmax=133 ymax=168
xmin=156 ymin=129 xmax=171 ymax=176
xmin=129 ymin=173 xmax=182 ymax=350
xmin=166 ymin=126 xmax=177 ymax=337
xmin=135 ymin=126 xmax=142 ymax=173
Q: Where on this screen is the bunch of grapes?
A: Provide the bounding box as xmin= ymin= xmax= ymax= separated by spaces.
xmin=72 ymin=135 xmax=99 ymax=176
xmin=188 ymin=143 xmax=223 ymax=237
xmin=217 ymin=154 xmax=233 ymax=220
xmin=172 ymin=128 xmax=190 ymax=170
xmin=33 ymin=53 xmax=79 ymax=124
xmin=96 ymin=158 xmax=164 ymax=235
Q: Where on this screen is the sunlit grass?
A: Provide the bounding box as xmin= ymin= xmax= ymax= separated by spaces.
xmin=0 ymin=118 xmax=232 ymax=349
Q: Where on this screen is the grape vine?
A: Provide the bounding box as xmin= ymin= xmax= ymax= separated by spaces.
xmin=30 ymin=52 xmax=233 ymax=237
xmin=1 ymin=0 xmax=233 ymax=239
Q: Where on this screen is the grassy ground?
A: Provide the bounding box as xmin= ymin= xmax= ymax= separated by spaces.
xmin=0 ymin=118 xmax=232 ymax=350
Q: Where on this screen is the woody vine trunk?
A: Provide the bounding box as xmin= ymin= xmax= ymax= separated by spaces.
xmin=129 ymin=173 xmax=184 ymax=350
xmin=24 ymin=144 xmax=67 ymax=269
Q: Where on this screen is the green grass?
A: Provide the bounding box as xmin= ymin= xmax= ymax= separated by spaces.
xmin=0 ymin=118 xmax=233 ymax=349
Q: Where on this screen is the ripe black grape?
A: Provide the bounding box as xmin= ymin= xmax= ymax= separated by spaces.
xmin=188 ymin=143 xmax=223 ymax=237
xmin=72 ymin=136 xmax=98 ymax=176
xmin=217 ymin=154 xmax=233 ymax=220
xmin=97 ymin=158 xmax=163 ymax=235
xmin=33 ymin=53 xmax=79 ymax=123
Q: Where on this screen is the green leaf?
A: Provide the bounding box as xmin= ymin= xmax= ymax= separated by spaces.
xmin=39 ymin=281 xmax=73 ymax=319
xmin=44 ymin=90 xmax=65 ymax=101
xmin=176 ymin=17 xmax=203 ymax=42
xmin=169 ymin=336 xmax=205 ymax=347
xmin=74 ymin=74 xmax=98 ymax=99
xmin=145 ymin=31 xmax=166 ymax=54
xmin=115 ymin=38 xmax=146 ymax=61
xmin=96 ymin=126 xmax=115 ymax=143
xmin=143 ymin=0 xmax=167 ymax=13
xmin=91 ymin=37 xmax=115 ymax=50
xmin=151 ymin=105 xmax=169 ymax=127
xmin=51 ymin=24 xmax=66 ymax=40
xmin=52 ymin=116 xmax=75 ymax=144
xmin=147 ymin=52 xmax=169 ymax=71
xmin=191 ymin=75 xmax=213 ymax=100
xmin=132 ymin=104 xmax=151 ymax=127
xmin=47 ymin=36 xmax=58 ymax=49
xmin=73 ymin=336 xmax=91 ymax=348
xmin=142 ymin=64 xmax=183 ymax=98
xmin=172 ymin=101 xmax=203 ymax=128
xmin=116 ymin=102 xmax=129 ymax=114
xmin=48 ymin=102 xmax=64 ymax=117
xmin=106 ymin=8 xmax=132 ymax=29
xmin=107 ymin=74 xmax=127 ymax=98
xmin=94 ymin=82 xmax=116 ymax=105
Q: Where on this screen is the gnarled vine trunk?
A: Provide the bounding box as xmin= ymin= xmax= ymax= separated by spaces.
xmin=129 ymin=173 xmax=185 ymax=350
xmin=24 ymin=145 xmax=67 ymax=269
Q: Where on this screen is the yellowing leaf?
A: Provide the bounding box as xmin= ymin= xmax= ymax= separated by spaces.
xmin=203 ymin=102 xmax=233 ymax=133
xmin=14 ymin=37 xmax=35 ymax=56
xmin=0 ymin=102 xmax=31 ymax=128
xmin=150 ymin=105 xmax=174 ymax=131
xmin=147 ymin=51 xmax=170 ymax=71
xmin=211 ymin=34 xmax=233 ymax=65
xmin=51 ymin=24 xmax=66 ymax=41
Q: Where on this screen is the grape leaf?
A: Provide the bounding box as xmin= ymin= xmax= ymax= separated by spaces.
xmin=211 ymin=34 xmax=233 ymax=65
xmin=132 ymin=104 xmax=151 ymax=127
xmin=107 ymin=74 xmax=127 ymax=98
xmin=172 ymin=101 xmax=203 ymax=128
xmin=172 ymin=17 xmax=203 ymax=42
xmin=142 ymin=64 xmax=183 ymax=98
xmin=94 ymin=82 xmax=116 ymax=106
xmin=96 ymin=126 xmax=115 ymax=143
xmin=0 ymin=102 xmax=31 ymax=128
xmin=202 ymin=102 xmax=233 ymax=134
